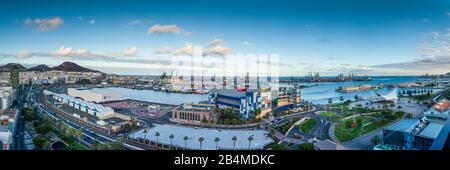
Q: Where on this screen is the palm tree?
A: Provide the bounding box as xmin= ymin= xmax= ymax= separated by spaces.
xmin=232 ymin=136 xmax=237 ymax=149
xmin=66 ymin=128 xmax=74 ymax=137
xmin=371 ymin=135 xmax=381 ymax=146
xmin=198 ymin=137 xmax=205 ymax=150
xmin=183 ymin=136 xmax=189 ymax=149
xmin=169 ymin=134 xmax=174 ymax=149
xmin=75 ymin=128 xmax=83 ymax=144
xmin=56 ymin=120 xmax=63 ymax=130
xmin=214 ymin=137 xmax=220 ymax=150
xmin=155 ymin=132 xmax=160 ymax=146
xmin=247 ymin=136 xmax=254 ymax=149
xmin=143 ymin=128 xmax=148 ymax=139
xmin=130 ymin=126 xmax=137 ymax=139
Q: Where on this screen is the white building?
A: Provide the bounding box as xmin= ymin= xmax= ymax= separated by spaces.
xmin=68 ymin=88 xmax=122 ymax=103
xmin=44 ymin=90 xmax=115 ymax=118
xmin=423 ymin=99 xmax=450 ymax=120
xmin=0 ymin=87 xmax=16 ymax=110
xmin=0 ymin=109 xmax=19 ymax=150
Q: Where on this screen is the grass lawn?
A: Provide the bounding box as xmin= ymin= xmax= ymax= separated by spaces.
xmin=299 ymin=118 xmax=317 ymax=134
xmin=334 ymin=115 xmax=389 ymax=142
xmin=318 ymin=111 xmax=337 ymax=116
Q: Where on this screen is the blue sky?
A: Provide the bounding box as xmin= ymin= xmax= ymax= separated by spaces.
xmin=0 ymin=0 xmax=450 ymax=76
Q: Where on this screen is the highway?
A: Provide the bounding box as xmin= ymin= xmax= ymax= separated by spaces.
xmin=29 ymin=86 xmax=144 ymax=150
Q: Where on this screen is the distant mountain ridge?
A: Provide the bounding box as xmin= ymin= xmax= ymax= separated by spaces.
xmin=26 ymin=64 xmax=51 ymax=72
xmin=0 ymin=62 xmax=101 ymax=73
xmin=0 ymin=63 xmax=27 ymax=71
xmin=49 ymin=62 xmax=100 ymax=73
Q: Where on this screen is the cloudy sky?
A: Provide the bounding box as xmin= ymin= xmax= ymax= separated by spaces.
xmin=0 ymin=0 xmax=450 ymax=76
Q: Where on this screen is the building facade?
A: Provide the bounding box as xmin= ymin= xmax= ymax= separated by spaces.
xmin=378 ymin=118 xmax=444 ymax=150
xmin=171 ymin=103 xmax=215 ymax=125
xmin=208 ymin=89 xmax=261 ymax=119
xmin=423 ymin=99 xmax=450 ymax=120
xmin=44 ymin=90 xmax=115 ymax=118
xmin=0 ymin=87 xmax=16 ymax=110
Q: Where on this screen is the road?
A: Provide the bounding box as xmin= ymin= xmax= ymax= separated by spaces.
xmin=11 ymin=86 xmax=32 ymax=150
xmin=29 ymin=86 xmax=144 ymax=150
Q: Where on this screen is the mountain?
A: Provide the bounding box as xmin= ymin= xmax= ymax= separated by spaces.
xmin=0 ymin=63 xmax=27 ymax=72
xmin=26 ymin=64 xmax=51 ymax=72
xmin=50 ymin=62 xmax=100 ymax=73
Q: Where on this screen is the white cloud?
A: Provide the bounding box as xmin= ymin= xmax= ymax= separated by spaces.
xmin=147 ymin=24 xmax=182 ymax=34
xmin=174 ymin=42 xmax=195 ymax=56
xmin=123 ymin=47 xmax=137 ymax=56
xmin=24 ymin=17 xmax=64 ymax=31
xmin=52 ymin=46 xmax=89 ymax=57
xmin=204 ymin=39 xmax=232 ymax=57
xmin=53 ymin=46 xmax=75 ymax=56
xmin=209 ymin=39 xmax=225 ymax=46
xmin=372 ymin=28 xmax=450 ymax=74
xmin=17 ymin=50 xmax=31 ymax=58
xmin=447 ymin=12 xmax=450 ymax=17
xmin=242 ymin=41 xmax=254 ymax=46
xmin=75 ymin=48 xmax=89 ymax=55
xmin=77 ymin=16 xmax=84 ymax=20
xmin=154 ymin=47 xmax=171 ymax=54
xmin=204 ymin=46 xmax=232 ymax=57
xmin=90 ymin=20 xmax=96 ymax=24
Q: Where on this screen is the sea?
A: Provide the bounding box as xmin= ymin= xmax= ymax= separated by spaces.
xmin=90 ymin=76 xmax=430 ymax=105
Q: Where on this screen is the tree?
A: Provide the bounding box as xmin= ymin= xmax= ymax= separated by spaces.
xmin=339 ymin=96 xmax=344 ymax=102
xmin=247 ymin=136 xmax=254 ymax=149
xmin=143 ymin=128 xmax=148 ymax=140
xmin=169 ymin=134 xmax=174 ymax=149
xmin=354 ymin=95 xmax=359 ymax=101
xmin=270 ymin=144 xmax=286 ymax=150
xmin=232 ymin=136 xmax=237 ymax=149
xmin=298 ymin=143 xmax=314 ymax=150
xmin=33 ymin=136 xmax=48 ymax=149
xmin=155 ymin=132 xmax=160 ymax=146
xmin=65 ymin=128 xmax=74 ymax=137
xmin=198 ymin=137 xmax=205 ymax=150
xmin=371 ymin=135 xmax=381 ymax=146
xmin=328 ymin=98 xmax=333 ymax=109
xmin=214 ymin=137 xmax=220 ymax=150
xmin=10 ymin=64 xmax=20 ymax=90
xmin=54 ymin=120 xmax=62 ymax=131
xmin=405 ymin=113 xmax=413 ymax=119
xmin=109 ymin=141 xmax=124 ymax=150
xmin=75 ymin=128 xmax=83 ymax=144
xmin=183 ymin=136 xmax=189 ymax=149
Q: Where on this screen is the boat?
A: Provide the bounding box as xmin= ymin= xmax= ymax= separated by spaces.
xmin=194 ymin=88 xmax=209 ymax=94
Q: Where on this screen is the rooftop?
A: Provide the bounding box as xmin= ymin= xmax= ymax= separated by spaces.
xmin=103 ymin=117 xmax=128 ymax=125
xmin=44 ymin=90 xmax=114 ymax=114
xmin=433 ymin=99 xmax=450 ymax=112
xmin=417 ymin=123 xmax=444 ymax=139
xmin=132 ymin=124 xmax=273 ymax=150
xmin=176 ymin=103 xmax=215 ymax=112
xmin=384 ymin=119 xmax=420 ymax=133
xmin=211 ymin=89 xmax=258 ymax=98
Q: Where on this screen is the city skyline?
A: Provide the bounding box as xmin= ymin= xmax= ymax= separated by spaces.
xmin=1 ymin=0 xmax=450 ymax=76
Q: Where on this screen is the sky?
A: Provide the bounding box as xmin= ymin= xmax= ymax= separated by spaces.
xmin=0 ymin=0 xmax=450 ymax=76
